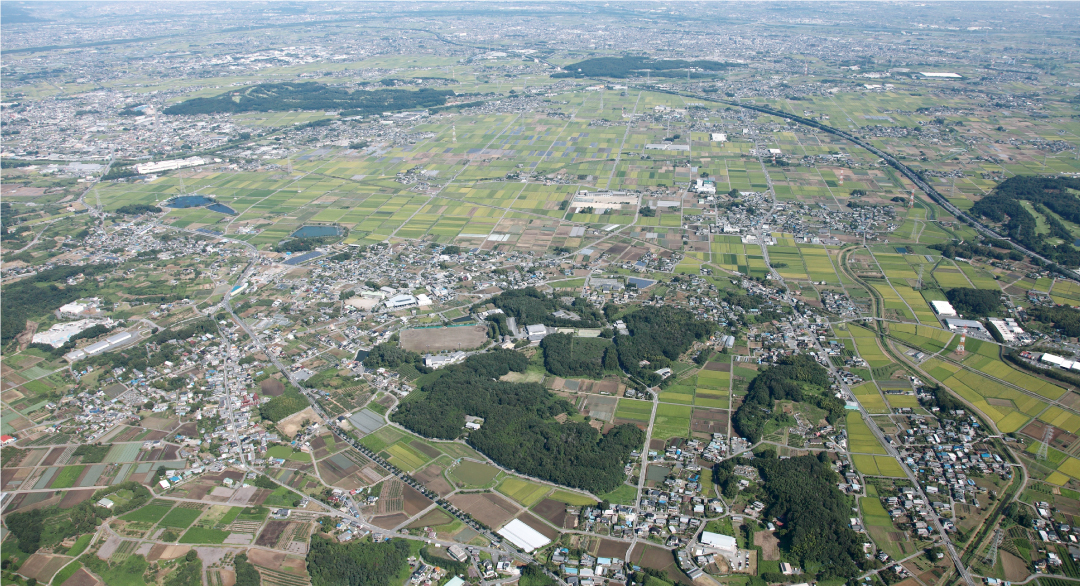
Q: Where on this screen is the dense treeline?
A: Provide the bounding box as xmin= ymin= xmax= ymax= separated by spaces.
xmin=540 ymin=333 xmax=613 ymax=378
xmin=392 ymin=350 xmax=643 ymax=493
xmin=1027 ymin=305 xmax=1080 ymax=337
xmin=233 ymin=553 xmax=262 ymax=586
xmin=163 ymin=82 xmax=455 ymax=116
xmin=363 ymin=342 xmax=420 ymax=369
xmin=929 ymin=240 xmax=1023 ymax=262
xmin=731 ymin=355 xmax=833 ymax=442
xmin=945 ymin=287 xmax=1002 ymax=317
xmin=923 ymin=384 xmax=967 ymax=414
xmin=553 ymin=56 xmax=743 ymax=79
xmin=970 ymin=176 xmax=1080 ymax=267
xmin=614 ymin=306 xmax=713 ymax=385
xmin=260 ymin=385 xmax=308 ymax=423
xmin=1 ymin=264 xmax=110 ymax=344
xmin=479 ymin=287 xmax=602 ymax=328
xmin=306 ymin=536 xmax=410 ymax=586
xmin=115 ymin=203 xmax=162 ymax=215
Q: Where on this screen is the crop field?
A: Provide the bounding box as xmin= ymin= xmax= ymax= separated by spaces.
xmin=178 ymin=527 xmax=230 ymax=544
xmin=849 ymin=327 xmax=894 ymax=369
xmin=614 ymin=399 xmax=653 ymax=423
xmin=384 ymin=442 xmax=432 ymax=473
xmin=888 ymin=323 xmax=953 ymax=354
xmin=651 ymin=403 xmax=692 ymax=440
xmin=861 ymin=497 xmax=917 ymax=560
xmin=50 ymin=465 xmax=85 ymax=489
xmin=1037 ymin=407 xmax=1080 ymax=436
xmin=921 ymin=358 xmax=1044 ymax=433
xmin=496 ymin=477 xmax=551 ymax=507
xmin=851 ymin=382 xmax=889 ymax=414
xmin=846 ymin=412 xmax=888 ymax=455
xmin=120 ymin=504 xmax=174 ymax=524
xmin=852 ymin=454 xmax=906 ymax=477
xmin=548 ymin=489 xmax=598 ymax=506
xmin=158 ymin=507 xmax=203 ymax=529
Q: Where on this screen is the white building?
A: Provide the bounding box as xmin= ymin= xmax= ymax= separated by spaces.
xmin=134 ymin=156 xmax=206 ymax=174
xmin=385 ymin=294 xmax=418 ymax=310
xmin=497 ymin=519 xmax=551 ymax=552
xmin=699 ymin=531 xmax=737 ymax=554
xmin=525 ymin=324 xmax=548 ymax=341
xmin=988 ymin=318 xmax=1024 ymax=343
xmin=930 ymin=300 xmax=957 ymax=316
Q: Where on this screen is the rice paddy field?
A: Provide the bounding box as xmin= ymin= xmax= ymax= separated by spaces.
xmin=846 ymin=411 xmax=888 ymax=455
xmin=496 ymin=476 xmax=552 ymax=507
xmin=851 ymin=382 xmax=890 ymax=414
xmin=852 ymin=454 xmax=907 ymax=478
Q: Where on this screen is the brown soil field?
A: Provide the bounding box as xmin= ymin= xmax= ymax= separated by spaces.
xmin=518 ymin=512 xmax=560 ymax=540
xmin=449 ymin=493 xmax=519 ymax=528
xmin=278 ymin=408 xmax=319 ymax=438
xmin=18 ymin=554 xmax=71 ymax=582
xmin=408 ymin=508 xmax=454 ymax=529
xmin=399 ymin=325 xmax=489 ymax=353
xmin=1000 ymin=551 xmax=1030 ymax=582
xmin=41 ymin=447 xmax=65 ymax=466
xmin=141 ymin=416 xmax=179 ymax=431
xmin=59 ymin=568 xmax=101 ymax=586
xmin=59 ymin=489 xmax=97 ymax=508
xmin=703 ymin=362 xmax=731 ymax=372
xmin=414 ymin=465 xmax=454 ymax=497
xmin=256 ymin=521 xmax=290 ymax=548
xmin=144 ymin=430 xmax=168 ymax=441
xmin=260 ymin=378 xmax=285 ymax=397
xmin=248 ymin=488 xmax=273 ymax=506
xmin=533 ymin=499 xmax=572 ymax=529
xmin=410 ymin=441 xmax=441 ymax=459
xmin=1060 ymin=391 xmax=1080 ymax=410
xmin=370 ymin=513 xmax=410 ymax=529
xmin=1020 ymin=420 xmax=1077 ymax=451
xmin=629 ymin=543 xmax=689 ymax=585
xmin=246 ymin=549 xmax=287 ymax=570
xmin=754 ymin=531 xmax=780 ymax=560
xmin=175 ymin=422 xmax=198 ymax=437
xmin=210 ymin=569 xmax=237 ymax=586
xmin=649 ymin=439 xmax=666 ymax=451
xmin=691 ymin=408 xmax=729 ymax=435
xmin=596 ymin=538 xmax=629 ymax=559
xmin=402 ymin=484 xmax=432 ymax=516
xmin=6 ymin=491 xmax=60 ymax=513
xmin=147 ymin=544 xmax=190 ymax=562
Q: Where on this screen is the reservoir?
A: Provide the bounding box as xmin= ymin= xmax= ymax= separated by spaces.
xmin=207 ymin=203 xmax=237 ymax=215
xmin=292 ymin=225 xmax=341 ymax=238
xmin=164 ymin=195 xmax=216 ymax=208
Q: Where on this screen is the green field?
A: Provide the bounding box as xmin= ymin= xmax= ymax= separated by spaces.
xmin=852 ymin=454 xmax=907 ymax=477
xmin=615 ymin=398 xmax=653 ymax=422
xmin=120 ymin=504 xmax=174 ymax=524
xmin=50 ymin=465 xmax=85 ymax=489
xmin=651 ymin=403 xmax=692 ymax=440
xmin=449 ymin=460 xmax=500 ymax=487
xmin=265 ymin=445 xmax=312 ymax=462
xmin=178 ymin=527 xmax=230 ymax=544
xmin=158 ymin=507 xmax=204 ymax=529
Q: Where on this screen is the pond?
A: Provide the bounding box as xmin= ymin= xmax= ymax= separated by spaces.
xmin=164 ymin=195 xmax=216 ymax=208
xmin=206 ymin=203 xmax=237 ymax=215
xmin=354 ymin=349 xmax=369 ymax=362
xmin=292 ymin=225 xmax=341 ymax=238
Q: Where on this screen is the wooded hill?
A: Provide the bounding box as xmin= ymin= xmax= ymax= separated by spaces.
xmin=552 ymin=56 xmax=744 ymax=79
xmin=731 ymin=354 xmax=839 ymax=442
xmin=970 ymin=175 xmax=1080 ymax=267
xmin=715 ymin=454 xmax=868 ymax=580
xmin=392 ymin=349 xmax=644 ymax=493
xmin=615 ymin=305 xmax=714 ymax=385
xmin=162 ymin=82 xmax=456 ymax=116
